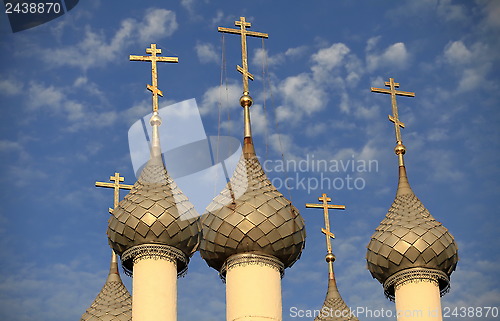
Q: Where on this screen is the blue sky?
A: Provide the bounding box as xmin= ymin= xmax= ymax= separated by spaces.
xmin=0 ymin=1 xmax=499 ymax=320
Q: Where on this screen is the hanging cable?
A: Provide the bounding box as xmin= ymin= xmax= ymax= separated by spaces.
xmin=213 ymin=34 xmax=225 ymax=199
xmin=217 ymin=34 xmax=236 ymax=205
xmin=261 ymin=38 xmax=269 ymax=161
xmin=265 ymin=44 xmax=293 ymax=202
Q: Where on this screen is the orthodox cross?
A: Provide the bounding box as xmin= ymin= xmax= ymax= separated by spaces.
xmin=218 ymin=17 xmax=268 ymax=94
xmin=95 ymin=172 xmax=133 ymax=214
xmin=371 ymin=78 xmax=415 ymax=144
xmin=130 ymin=44 xmax=178 ymax=113
xmin=306 ymin=193 xmax=345 ymax=254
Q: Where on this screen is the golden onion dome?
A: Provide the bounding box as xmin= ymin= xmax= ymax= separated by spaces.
xmin=200 ymin=138 xmax=306 ymax=273
xmin=366 ymin=166 xmax=458 ymax=298
xmin=107 ymin=114 xmax=201 ymax=275
xmin=80 ymin=251 xmax=132 ymax=321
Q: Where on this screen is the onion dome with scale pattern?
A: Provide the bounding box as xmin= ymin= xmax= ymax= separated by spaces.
xmin=366 ymin=158 xmax=458 ymax=299
xmin=107 ymin=113 xmax=201 ymax=275
xmin=200 ymin=92 xmax=306 ymax=273
xmin=314 ymin=273 xmax=359 ymax=321
xmin=366 ymin=78 xmax=458 ymax=299
xmin=80 ymin=251 xmax=132 ymax=321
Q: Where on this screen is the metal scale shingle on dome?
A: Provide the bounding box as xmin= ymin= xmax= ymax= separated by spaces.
xmin=199 ymin=17 xmax=306 ymax=275
xmin=366 ymin=78 xmax=458 ymax=300
xmin=80 ymin=251 xmax=132 ymax=321
xmin=200 ymin=139 xmax=306 ymax=272
xmin=313 ymin=278 xmax=359 ymax=321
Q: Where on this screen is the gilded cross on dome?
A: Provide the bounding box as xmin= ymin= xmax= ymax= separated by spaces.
xmin=96 ymin=172 xmax=133 ymax=214
xmin=218 ymin=17 xmax=268 ymax=95
xmin=371 ymin=78 xmax=415 ymax=144
xmin=130 ymin=44 xmax=178 ymax=113
xmin=306 ymin=193 xmax=346 ymax=279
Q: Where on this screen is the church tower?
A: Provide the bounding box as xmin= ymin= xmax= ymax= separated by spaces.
xmin=106 ymin=44 xmax=201 ymax=321
xmin=306 ymin=193 xmax=359 ymax=321
xmin=79 ymin=172 xmax=135 ymax=321
xmin=366 ymin=78 xmax=458 ymax=320
xmin=79 ymin=250 xmax=132 ymax=321
xmin=199 ymin=17 xmax=306 ymax=321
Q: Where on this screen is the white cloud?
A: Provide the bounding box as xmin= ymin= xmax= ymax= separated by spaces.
xmin=278 ymin=73 xmax=327 ymax=122
xmin=251 ymin=46 xmax=309 ymax=70
xmin=0 ymin=78 xmax=23 ymax=96
xmin=4 ymin=165 xmax=48 ymax=187
xmin=444 ymin=41 xmax=473 ymax=65
xmin=28 ymin=82 xmax=65 ymax=110
xmin=199 ymin=83 xmax=242 ymax=115
xmin=444 ymin=257 xmax=500 ymax=315
xmin=422 ymin=149 xmax=465 ymax=183
xmin=252 ymin=48 xmax=285 ymax=67
xmin=366 ymin=41 xmax=410 ymax=72
xmin=387 ymin=0 xmax=468 ymax=25
xmin=0 ymin=140 xmax=22 ymax=152
xmin=268 ymin=133 xmax=293 ymax=156
xmin=0 ymin=258 xmax=113 ymax=321
xmin=440 ymin=40 xmax=494 ymax=94
xmin=26 ymin=82 xmax=118 ymax=131
xmin=284 ymin=46 xmax=308 ymax=58
xmin=480 ymin=0 xmax=500 ymax=29
xmin=457 ymin=66 xmax=490 ymax=93
xmin=264 ymin=42 xmax=362 ymax=130
xmin=311 ymin=43 xmax=350 ymax=74
xmin=28 ymin=82 xmax=84 ymax=120
xmin=41 ymin=9 xmax=178 ymax=70
xmin=354 ymin=104 xmax=379 ymax=120
xmin=365 ymin=36 xmax=380 ymax=52
xmin=304 ymin=122 xmax=327 ymax=137
xmin=195 ymin=42 xmax=219 ymax=64
xmin=211 ymin=10 xmax=225 ymax=26
xmin=122 ymin=101 xmax=151 ymax=125
xmin=427 ymin=128 xmax=449 ymax=142
xmin=219 ymin=119 xmax=238 ymax=134
xmin=138 ymin=9 xmax=178 ymax=43
xmin=181 ymin=0 xmax=196 ymax=13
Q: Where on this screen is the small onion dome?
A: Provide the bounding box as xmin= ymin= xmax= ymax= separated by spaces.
xmin=200 ymin=139 xmax=306 ymax=273
xmin=80 ymin=251 xmax=132 ymax=321
xmin=107 ymin=114 xmax=200 ymax=275
xmin=366 ymin=166 xmax=458 ymax=298
xmin=314 ymin=276 xmax=359 ymax=321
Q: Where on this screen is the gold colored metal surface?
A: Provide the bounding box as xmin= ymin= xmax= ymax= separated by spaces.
xmin=200 ymin=151 xmax=306 ymax=272
xmin=219 ymin=17 xmax=268 ymax=139
xmin=366 ymin=191 xmax=459 ymax=298
xmin=306 ymin=193 xmax=345 ymax=279
xmin=218 ymin=17 xmax=268 ymax=95
xmin=107 ymin=156 xmax=201 ymax=273
xmin=96 ymin=172 xmax=133 ymax=213
xmin=79 ymin=250 xmax=132 ymax=321
xmin=371 ymin=78 xmax=415 ymax=166
xmin=130 ymin=44 xmax=178 ymax=113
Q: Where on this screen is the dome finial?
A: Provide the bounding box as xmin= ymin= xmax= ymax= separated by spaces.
xmin=130 ymin=44 xmax=178 ymax=113
xmin=130 ymin=44 xmax=179 ymax=159
xmin=306 ymin=194 xmax=360 ymax=321
xmin=306 ymin=193 xmax=346 ymax=280
xmin=218 ymin=17 xmax=268 ymax=140
xmin=371 ymin=77 xmax=415 ymax=166
xmin=366 ymin=79 xmax=458 ymax=300
xmin=95 ymin=172 xmax=134 ymax=214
